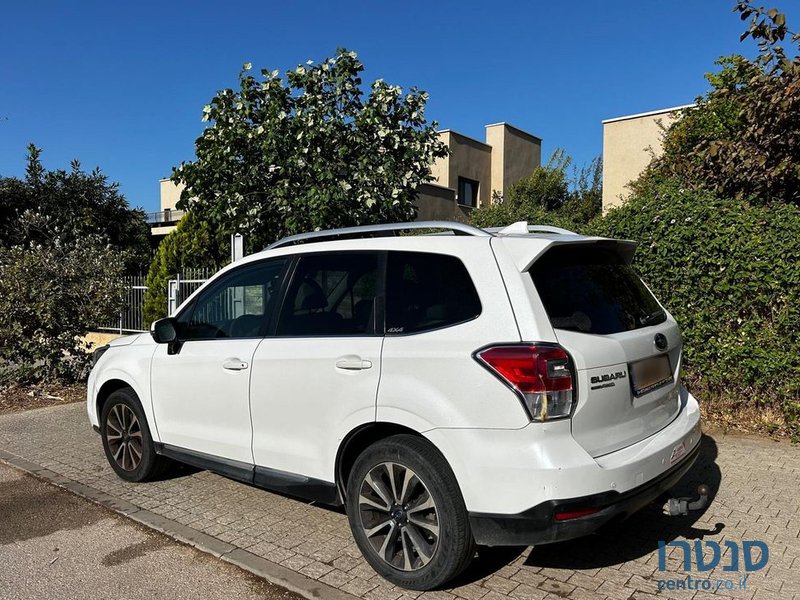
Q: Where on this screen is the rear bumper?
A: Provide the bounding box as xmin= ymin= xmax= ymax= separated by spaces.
xmin=468 ymin=441 xmax=699 ymax=546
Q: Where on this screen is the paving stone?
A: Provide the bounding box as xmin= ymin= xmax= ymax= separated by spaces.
xmin=1 ymin=404 xmax=799 ymax=600
xmin=484 ymin=576 xmax=519 ymax=594
xmin=566 ymin=571 xmax=603 ymax=592
xmin=507 ymin=583 xmax=547 ymax=600
xmin=511 ymin=570 xmax=547 ymax=588
xmin=281 ymin=553 xmax=315 ymax=571
xmin=363 ymin=583 xmax=404 ymax=600
xmin=320 ymin=568 xmax=356 ymax=588
xmin=448 ymin=583 xmax=489 ymax=600
xmin=340 ymin=576 xmax=381 ymax=596
xmin=536 ymin=579 xmax=575 ymax=597
xmin=568 ymin=587 xmax=611 ymax=600
xmin=299 ymin=560 xmax=335 ymax=579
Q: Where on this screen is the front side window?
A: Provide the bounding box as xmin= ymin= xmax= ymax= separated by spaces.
xmin=276 ymin=253 xmax=380 ymax=336
xmin=179 ymin=259 xmax=287 ymax=340
xmin=386 ymin=252 xmax=481 ymax=334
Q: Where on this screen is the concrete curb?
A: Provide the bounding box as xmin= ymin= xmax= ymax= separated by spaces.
xmin=0 ymin=448 xmax=357 ymax=600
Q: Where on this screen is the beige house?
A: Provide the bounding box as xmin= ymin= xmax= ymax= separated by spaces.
xmin=601 ymin=104 xmax=693 ymax=211
xmin=150 ymin=121 xmax=541 ymax=238
xmin=417 ymin=122 xmax=541 ymax=222
xmin=147 ymin=179 xmax=186 ymax=242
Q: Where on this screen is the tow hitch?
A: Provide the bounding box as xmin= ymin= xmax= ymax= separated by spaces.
xmin=663 ymin=484 xmax=711 ymax=516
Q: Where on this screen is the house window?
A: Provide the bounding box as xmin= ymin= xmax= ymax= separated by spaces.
xmin=457 ymin=177 xmax=479 ymax=208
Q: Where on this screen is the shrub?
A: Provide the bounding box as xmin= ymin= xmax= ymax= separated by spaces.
xmin=471 ymin=200 xmax=585 ymax=232
xmin=143 ymin=213 xmax=227 ymax=324
xmin=471 ymin=150 xmax=601 ymax=231
xmin=0 ymin=145 xmax=151 ymax=274
xmin=0 ymin=234 xmax=126 ymax=382
xmin=589 ymin=180 xmax=800 ymax=438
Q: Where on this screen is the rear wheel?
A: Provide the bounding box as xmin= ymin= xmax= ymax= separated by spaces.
xmin=345 ymin=435 xmax=475 ymax=590
xmin=100 ymin=387 xmax=166 ymax=482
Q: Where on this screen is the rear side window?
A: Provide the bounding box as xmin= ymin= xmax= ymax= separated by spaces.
xmin=530 ymin=244 xmax=666 ymax=335
xmin=386 ymin=252 xmax=481 ymax=334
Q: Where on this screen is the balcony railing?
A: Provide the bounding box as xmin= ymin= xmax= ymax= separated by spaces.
xmin=146 ymin=209 xmax=186 ymax=225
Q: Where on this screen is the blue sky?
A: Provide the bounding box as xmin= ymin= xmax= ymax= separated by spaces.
xmin=0 ymin=1 xmax=788 ymax=212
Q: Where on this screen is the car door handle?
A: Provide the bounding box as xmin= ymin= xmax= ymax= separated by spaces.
xmin=222 ymin=359 xmax=249 ymax=371
xmin=335 ymin=357 xmax=373 ymax=370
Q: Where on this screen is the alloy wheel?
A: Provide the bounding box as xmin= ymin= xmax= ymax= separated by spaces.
xmin=358 ymin=462 xmax=440 ymax=571
xmin=105 ymin=403 xmax=143 ymax=472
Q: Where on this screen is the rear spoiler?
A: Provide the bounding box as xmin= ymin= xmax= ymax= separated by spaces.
xmin=495 ymin=236 xmax=638 ymax=272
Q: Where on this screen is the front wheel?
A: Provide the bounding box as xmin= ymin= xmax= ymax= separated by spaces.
xmin=345 ymin=435 xmax=476 ymax=590
xmin=100 ymin=387 xmax=166 ymax=482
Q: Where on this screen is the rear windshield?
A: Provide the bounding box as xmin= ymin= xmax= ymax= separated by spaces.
xmin=529 ymin=244 xmax=666 ymax=335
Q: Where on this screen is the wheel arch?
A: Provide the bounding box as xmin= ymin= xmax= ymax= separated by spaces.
xmin=94 ymin=371 xmax=154 ymax=433
xmin=96 ymin=378 xmax=136 ymax=419
xmin=335 ymin=422 xmax=463 ymax=504
xmin=336 ymin=422 xmax=420 ymax=501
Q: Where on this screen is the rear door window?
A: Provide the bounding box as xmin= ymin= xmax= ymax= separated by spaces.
xmin=276 ymin=252 xmax=380 ymax=336
xmin=386 ymin=252 xmax=481 ymax=334
xmin=530 ymin=244 xmax=665 ymax=335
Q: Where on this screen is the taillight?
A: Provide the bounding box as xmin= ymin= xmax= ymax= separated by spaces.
xmin=475 ymin=344 xmax=575 ymax=421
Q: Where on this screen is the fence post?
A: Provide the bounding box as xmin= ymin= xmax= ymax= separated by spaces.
xmin=231 ymin=233 xmax=244 ymax=262
xmin=168 ymin=274 xmax=180 ymax=317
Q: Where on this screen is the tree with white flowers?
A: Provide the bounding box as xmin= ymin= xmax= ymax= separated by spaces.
xmin=172 ymin=49 xmax=448 ymax=249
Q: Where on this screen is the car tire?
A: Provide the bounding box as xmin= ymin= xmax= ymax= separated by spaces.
xmin=100 ymin=387 xmax=166 ymax=482
xmin=345 ymin=434 xmax=476 ymax=590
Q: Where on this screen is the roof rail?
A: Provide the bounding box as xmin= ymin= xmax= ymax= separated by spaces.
xmin=266 ymin=220 xmax=491 ymax=250
xmin=484 ymin=221 xmax=577 ymax=236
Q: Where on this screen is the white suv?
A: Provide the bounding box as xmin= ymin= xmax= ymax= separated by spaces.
xmin=87 ymin=221 xmax=701 ymax=590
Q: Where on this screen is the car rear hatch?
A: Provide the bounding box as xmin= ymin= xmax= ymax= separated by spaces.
xmin=528 ymin=240 xmax=682 ymax=458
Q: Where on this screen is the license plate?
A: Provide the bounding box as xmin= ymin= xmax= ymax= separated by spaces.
xmin=630 ymin=354 xmax=672 ymax=397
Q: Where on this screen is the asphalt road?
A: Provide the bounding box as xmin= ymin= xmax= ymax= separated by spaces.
xmin=0 ymin=462 xmax=301 ymax=600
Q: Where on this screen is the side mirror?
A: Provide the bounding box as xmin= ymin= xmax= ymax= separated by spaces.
xmin=150 ymin=317 xmax=178 ymax=344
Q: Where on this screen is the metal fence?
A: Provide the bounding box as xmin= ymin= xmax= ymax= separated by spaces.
xmin=145 ymin=209 xmax=186 ymax=225
xmin=98 ymin=275 xmax=149 ymax=334
xmin=98 ymin=267 xmax=216 ymax=333
xmin=167 ymin=267 xmax=216 ymax=316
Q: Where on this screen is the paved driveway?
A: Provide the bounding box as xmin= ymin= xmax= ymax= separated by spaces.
xmin=0 ymin=403 xmax=798 ymax=600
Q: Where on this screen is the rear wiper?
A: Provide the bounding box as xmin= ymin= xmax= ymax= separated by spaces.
xmin=639 ymin=309 xmax=666 ymax=326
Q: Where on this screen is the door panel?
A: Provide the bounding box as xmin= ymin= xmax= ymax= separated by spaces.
xmin=250 ymin=251 xmax=383 ymax=482
xmin=150 ymin=258 xmax=288 ymax=464
xmin=250 ymin=337 xmax=382 ymax=481
xmin=151 ymin=339 xmax=261 ymax=463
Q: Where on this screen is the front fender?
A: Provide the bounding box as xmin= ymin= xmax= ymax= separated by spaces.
xmin=88 ymin=343 xmax=158 ymax=440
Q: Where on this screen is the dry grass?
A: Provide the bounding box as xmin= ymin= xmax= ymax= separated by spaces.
xmin=0 ymin=382 xmax=86 ymax=416
xmin=700 ymin=393 xmax=789 ymax=440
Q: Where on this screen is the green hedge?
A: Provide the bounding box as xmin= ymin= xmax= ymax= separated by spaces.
xmin=588 ymin=181 xmax=800 ymax=438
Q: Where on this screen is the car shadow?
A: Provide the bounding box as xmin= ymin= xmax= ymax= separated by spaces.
xmin=149 ymin=461 xmax=202 ymax=482
xmin=454 ymin=434 xmax=722 ymax=584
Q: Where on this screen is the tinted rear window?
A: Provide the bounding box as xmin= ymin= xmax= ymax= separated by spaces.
xmin=387 ymin=252 xmax=481 ymax=334
xmin=530 ymin=244 xmax=665 ymax=335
